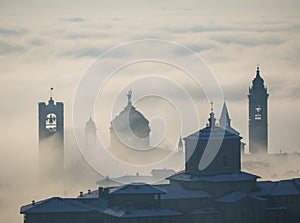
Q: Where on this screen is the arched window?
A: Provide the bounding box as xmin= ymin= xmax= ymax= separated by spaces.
xmin=46 ymin=113 xmax=57 ymax=132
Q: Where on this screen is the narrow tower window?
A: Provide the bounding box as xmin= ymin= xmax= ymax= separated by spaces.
xmin=255 ymin=106 xmax=262 ymax=120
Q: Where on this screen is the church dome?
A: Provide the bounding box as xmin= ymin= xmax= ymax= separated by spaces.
xmin=110 ymin=90 xmax=150 ymax=149
xmin=85 ymin=117 xmax=96 ymax=133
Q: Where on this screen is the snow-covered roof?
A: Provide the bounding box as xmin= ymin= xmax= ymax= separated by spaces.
xmin=155 ymin=184 xmax=211 ymax=200
xmin=104 ymin=207 xmax=181 ymax=218
xmin=109 ymin=183 xmax=166 ymax=195
xmin=216 ymin=191 xmax=265 ymax=203
xmin=168 ymin=171 xmax=260 ymax=183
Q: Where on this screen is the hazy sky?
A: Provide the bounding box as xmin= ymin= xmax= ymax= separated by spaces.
xmin=1 ymin=0 xmax=300 ymax=183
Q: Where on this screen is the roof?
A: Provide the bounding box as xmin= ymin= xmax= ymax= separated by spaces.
xmin=294 ymin=178 xmax=300 ymax=186
xmin=253 ymin=179 xmax=300 ymax=196
xmin=253 ymin=181 xmax=276 ymax=196
xmin=189 ymin=207 xmax=219 ymax=214
xmin=168 ymin=171 xmax=260 ymax=183
xmin=20 ymin=197 xmax=102 ymax=214
xmin=97 ymin=175 xmax=156 ymax=186
xmin=216 ymin=191 xmax=265 ymax=203
xmin=110 ymin=92 xmax=150 ymax=134
xmin=155 ymin=184 xmax=211 ymax=200
xmin=104 ymin=207 xmax=181 ymax=218
xmin=269 ymin=180 xmax=300 ymax=196
xmin=109 ymin=183 xmax=166 ymax=195
xmin=184 ymin=125 xmax=241 ymax=141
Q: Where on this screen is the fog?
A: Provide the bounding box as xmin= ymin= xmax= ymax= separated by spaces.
xmin=1 ymin=0 xmax=300 ymax=222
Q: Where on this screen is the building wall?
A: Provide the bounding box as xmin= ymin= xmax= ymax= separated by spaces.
xmin=185 ymin=136 xmax=241 ymax=176
xmin=217 ymin=198 xmax=265 ymax=223
xmin=24 ymin=212 xmax=103 ymax=223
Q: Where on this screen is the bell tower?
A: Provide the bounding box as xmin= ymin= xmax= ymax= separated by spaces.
xmin=38 ymin=88 xmax=64 ymax=182
xmin=248 ymin=67 xmax=269 ymax=154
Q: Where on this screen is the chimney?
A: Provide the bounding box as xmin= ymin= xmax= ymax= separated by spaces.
xmin=79 ymin=191 xmax=83 ymax=197
xmin=32 ymin=200 xmax=35 ymax=205
xmin=88 ymin=189 xmax=91 ymax=195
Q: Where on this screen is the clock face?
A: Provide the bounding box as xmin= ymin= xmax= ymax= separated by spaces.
xmin=46 ymin=113 xmax=57 ymax=132
xmin=255 ymin=106 xmax=262 ymax=120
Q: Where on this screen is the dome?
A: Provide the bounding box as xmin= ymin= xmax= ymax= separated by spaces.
xmin=85 ymin=117 xmax=96 ymax=133
xmin=110 ymin=91 xmax=150 ymax=149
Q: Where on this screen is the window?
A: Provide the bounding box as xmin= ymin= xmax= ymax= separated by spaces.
xmin=46 ymin=113 xmax=57 ymax=131
xmin=255 ymin=106 xmax=262 ymax=120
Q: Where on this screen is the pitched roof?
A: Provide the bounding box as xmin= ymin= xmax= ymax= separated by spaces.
xmin=184 ymin=125 xmax=241 ymax=141
xmin=253 ymin=179 xmax=300 ymax=196
xmin=253 ymin=181 xmax=276 ymax=196
xmin=216 ymin=191 xmax=265 ymax=203
xmin=20 ymin=197 xmax=93 ymax=214
xmin=109 ymin=183 xmax=166 ymax=195
xmin=269 ymin=180 xmax=300 ymax=196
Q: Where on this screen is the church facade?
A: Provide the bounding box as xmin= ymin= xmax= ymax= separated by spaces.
xmin=22 ymin=104 xmax=300 ymax=223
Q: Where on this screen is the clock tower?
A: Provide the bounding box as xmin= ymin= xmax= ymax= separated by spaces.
xmin=248 ymin=67 xmax=269 ymax=154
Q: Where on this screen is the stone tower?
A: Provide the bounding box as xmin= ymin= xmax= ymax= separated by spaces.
xmin=38 ymin=89 xmax=64 ymax=182
xmin=248 ymin=67 xmax=269 ymax=154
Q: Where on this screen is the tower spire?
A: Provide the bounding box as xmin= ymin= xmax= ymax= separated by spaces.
xmin=219 ymin=100 xmax=231 ymax=128
xmin=178 ymin=135 xmax=183 ymax=153
xmin=256 ymin=66 xmax=260 ymax=77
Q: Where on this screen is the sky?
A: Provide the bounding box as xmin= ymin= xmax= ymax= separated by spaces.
xmin=1 ymin=0 xmax=300 ymax=182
